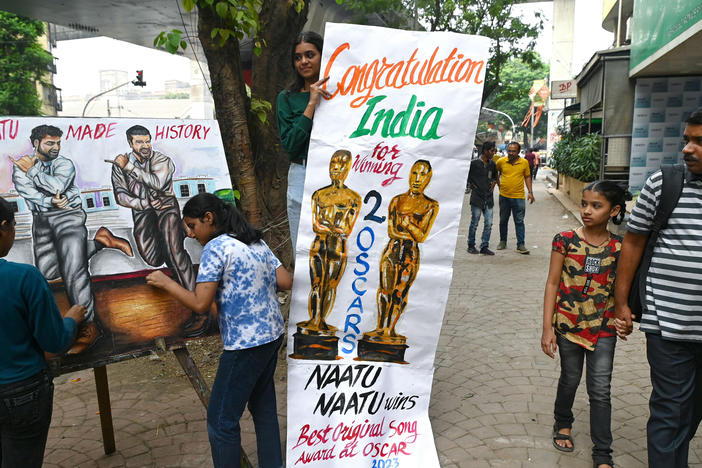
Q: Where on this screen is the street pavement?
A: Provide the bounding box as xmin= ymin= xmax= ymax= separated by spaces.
xmin=44 ymin=173 xmax=702 ymax=467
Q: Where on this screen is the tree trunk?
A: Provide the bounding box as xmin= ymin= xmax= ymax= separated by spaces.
xmin=195 ymin=2 xmax=309 ymax=266
xmin=251 ymin=0 xmax=309 ymax=266
xmin=197 ymin=5 xmax=262 ymax=227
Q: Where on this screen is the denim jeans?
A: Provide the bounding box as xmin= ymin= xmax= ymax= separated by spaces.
xmin=467 ymin=204 xmax=493 ymax=249
xmin=0 ymin=370 xmax=54 ymax=468
xmin=208 ymin=335 xmax=283 ymax=468
xmin=646 ymin=333 xmax=702 ymax=468
xmin=554 ymin=334 xmax=615 ymax=466
xmin=498 ymin=195 xmax=526 ymax=246
xmin=287 ymin=163 xmax=306 ymax=251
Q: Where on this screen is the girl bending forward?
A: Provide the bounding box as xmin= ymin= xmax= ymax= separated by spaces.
xmin=147 ymin=193 xmax=291 ymax=468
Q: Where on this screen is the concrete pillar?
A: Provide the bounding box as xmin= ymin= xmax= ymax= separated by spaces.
xmin=547 ymin=0 xmax=576 ymax=155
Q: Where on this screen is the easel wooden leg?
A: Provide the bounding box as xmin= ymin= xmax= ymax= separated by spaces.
xmin=93 ymin=365 xmax=116 ymax=455
xmin=172 ymin=346 xmax=211 ymax=407
xmin=172 ymin=346 xmax=253 ymax=468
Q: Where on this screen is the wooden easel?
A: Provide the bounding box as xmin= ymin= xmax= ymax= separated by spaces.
xmin=92 ymin=340 xmax=253 ymax=468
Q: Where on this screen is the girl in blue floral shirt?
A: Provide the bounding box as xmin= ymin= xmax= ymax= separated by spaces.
xmin=147 ymin=193 xmax=291 ymax=468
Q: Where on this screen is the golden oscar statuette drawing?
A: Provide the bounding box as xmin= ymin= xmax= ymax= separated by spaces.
xmin=291 ymin=150 xmax=362 ymax=360
xmin=357 ymin=160 xmax=439 ymax=364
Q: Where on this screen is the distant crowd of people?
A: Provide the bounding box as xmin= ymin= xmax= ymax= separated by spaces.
xmin=467 ymin=141 xmax=536 ymax=255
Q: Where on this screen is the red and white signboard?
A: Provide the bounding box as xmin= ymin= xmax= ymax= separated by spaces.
xmin=550 ymin=79 xmax=577 ymax=99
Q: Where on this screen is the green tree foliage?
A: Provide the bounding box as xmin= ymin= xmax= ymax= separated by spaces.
xmin=484 ymin=55 xmax=549 ymax=145
xmin=162 ymin=92 xmax=190 ymax=99
xmin=550 ymin=126 xmax=601 ymax=182
xmin=339 ymin=0 xmax=544 ymax=103
xmin=333 ymin=0 xmax=420 ymax=29
xmin=0 ymin=11 xmax=54 ymax=115
xmin=156 ymin=0 xmax=309 ymax=265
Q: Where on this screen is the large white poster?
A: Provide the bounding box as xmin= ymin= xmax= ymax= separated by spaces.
xmin=629 ymin=76 xmax=702 ymax=192
xmin=285 ymin=24 xmax=488 ymax=467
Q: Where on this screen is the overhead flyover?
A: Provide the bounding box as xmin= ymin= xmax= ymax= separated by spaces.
xmin=1 ymin=0 xmax=553 ymax=54
xmin=0 ymin=0 xmax=195 ymax=54
xmin=0 ymin=0 xmax=354 ymax=60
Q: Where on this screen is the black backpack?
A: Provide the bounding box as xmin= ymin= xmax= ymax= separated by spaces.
xmin=628 ymin=164 xmax=685 ymax=322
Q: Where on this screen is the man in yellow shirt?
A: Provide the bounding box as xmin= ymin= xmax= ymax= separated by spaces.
xmin=496 ymin=142 xmax=534 ymax=254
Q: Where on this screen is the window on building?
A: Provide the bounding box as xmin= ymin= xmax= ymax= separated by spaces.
xmin=86 ymin=198 xmax=95 ymax=209
xmin=180 ymin=185 xmax=190 ymax=197
xmin=197 ymin=183 xmax=206 ymax=193
xmin=103 ymin=196 xmax=111 ymax=207
xmin=10 ymin=201 xmax=18 ymax=213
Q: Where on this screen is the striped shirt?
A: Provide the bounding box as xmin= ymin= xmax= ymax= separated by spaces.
xmin=627 ymin=169 xmax=702 ymax=341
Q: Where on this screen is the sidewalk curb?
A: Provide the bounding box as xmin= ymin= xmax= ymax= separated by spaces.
xmin=544 ymin=171 xmax=583 ymax=226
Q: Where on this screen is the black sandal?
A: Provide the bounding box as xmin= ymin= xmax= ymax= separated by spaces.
xmin=552 ymin=425 xmax=574 ymax=453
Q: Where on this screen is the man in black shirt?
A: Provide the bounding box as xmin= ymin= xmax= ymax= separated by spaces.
xmin=467 ymin=141 xmax=498 ymax=255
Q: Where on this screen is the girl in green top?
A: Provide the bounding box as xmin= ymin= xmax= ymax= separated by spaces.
xmin=276 ymin=31 xmax=330 ymax=251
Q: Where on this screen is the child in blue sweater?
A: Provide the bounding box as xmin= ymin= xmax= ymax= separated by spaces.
xmin=0 ymin=196 xmax=85 ymax=467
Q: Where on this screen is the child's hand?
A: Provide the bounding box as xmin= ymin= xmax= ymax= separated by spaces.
xmin=613 ymin=317 xmax=633 ymax=340
xmin=541 ymin=327 xmax=557 ymax=358
xmin=614 ymin=304 xmax=635 ymax=340
xmin=65 ymin=304 xmax=87 ymax=325
xmin=146 ymin=270 xmax=171 ymax=290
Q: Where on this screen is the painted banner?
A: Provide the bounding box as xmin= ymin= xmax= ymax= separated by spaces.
xmin=286 ymin=23 xmax=488 ymax=467
xmin=628 ymin=76 xmax=702 ymax=192
xmin=0 ymin=117 xmax=231 ymax=372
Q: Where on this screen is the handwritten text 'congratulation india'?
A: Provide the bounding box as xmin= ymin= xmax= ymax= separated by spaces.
xmin=322 ymin=44 xmax=485 ymax=141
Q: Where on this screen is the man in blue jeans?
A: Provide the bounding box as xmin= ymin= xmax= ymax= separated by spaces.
xmin=554 ymin=335 xmax=616 ymax=467
xmin=495 ymin=142 xmax=534 ymax=254
xmin=467 ymin=141 xmax=497 ymax=255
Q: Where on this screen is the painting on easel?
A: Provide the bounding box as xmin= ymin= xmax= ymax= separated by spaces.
xmin=0 ymin=117 xmax=232 ymax=373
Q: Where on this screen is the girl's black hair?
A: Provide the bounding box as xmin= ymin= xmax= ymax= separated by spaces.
xmin=286 ymin=31 xmax=323 ymax=93
xmin=583 ymin=180 xmax=632 ymax=225
xmin=183 ymin=193 xmax=262 ymax=245
xmin=0 ymin=196 xmax=15 ymax=226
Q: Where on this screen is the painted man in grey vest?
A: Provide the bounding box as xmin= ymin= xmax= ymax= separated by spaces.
xmin=109 ymin=125 xmax=204 ymax=336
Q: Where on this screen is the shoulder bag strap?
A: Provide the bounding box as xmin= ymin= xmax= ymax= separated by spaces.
xmin=635 ymin=164 xmax=685 ymax=306
xmin=652 ymin=164 xmax=685 ymax=234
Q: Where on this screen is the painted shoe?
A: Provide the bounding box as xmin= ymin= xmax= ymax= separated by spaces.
xmin=94 ymin=226 xmax=133 ymax=257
